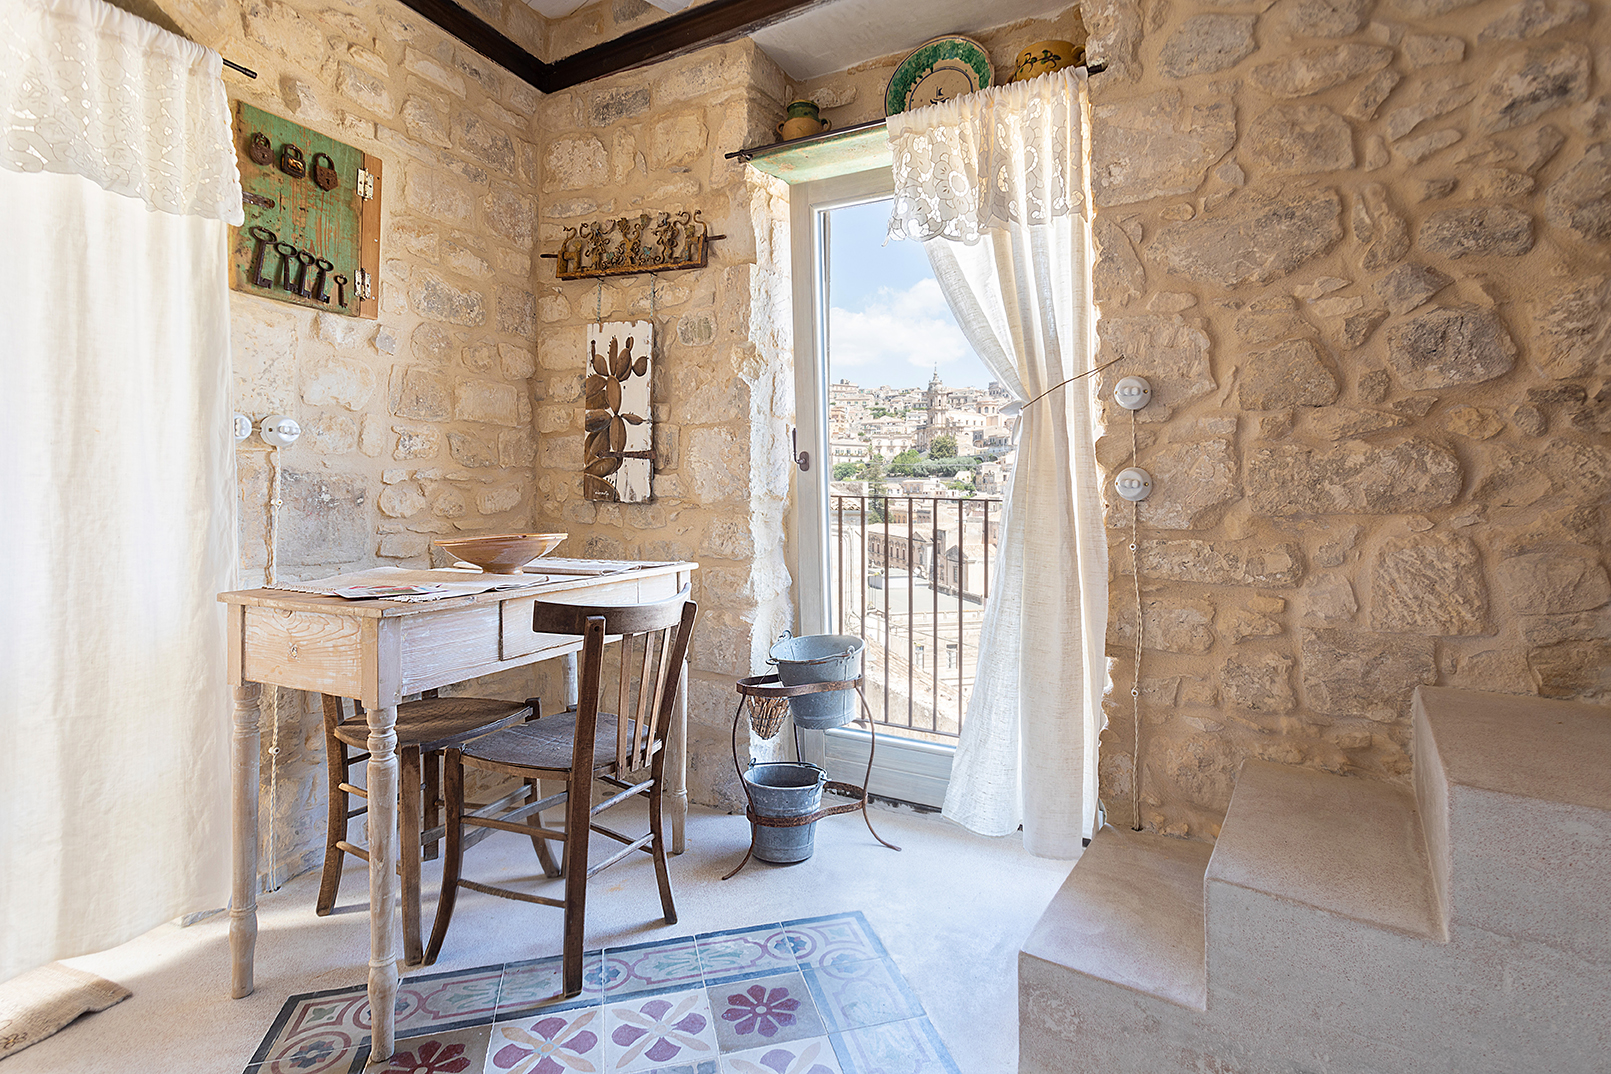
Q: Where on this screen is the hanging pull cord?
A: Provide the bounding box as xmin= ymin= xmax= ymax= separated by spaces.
xmin=1015 ymin=355 xmax=1125 ymax=414
xmin=1130 ymin=405 xmax=1144 ymax=832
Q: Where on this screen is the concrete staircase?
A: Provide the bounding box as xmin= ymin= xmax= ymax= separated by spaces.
xmin=1020 ymin=686 xmax=1611 ymax=1074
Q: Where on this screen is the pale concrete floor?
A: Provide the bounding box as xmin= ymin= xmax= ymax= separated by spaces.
xmin=12 ymin=802 xmax=1072 ymax=1074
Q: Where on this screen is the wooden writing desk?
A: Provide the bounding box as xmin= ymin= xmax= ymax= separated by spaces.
xmin=219 ymin=560 xmax=696 ymax=1062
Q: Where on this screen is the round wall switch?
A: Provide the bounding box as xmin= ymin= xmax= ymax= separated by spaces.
xmin=1115 ymin=467 xmax=1153 ymax=501
xmin=260 ymin=414 xmax=301 ymax=447
xmin=1114 ymin=376 xmax=1152 ymax=410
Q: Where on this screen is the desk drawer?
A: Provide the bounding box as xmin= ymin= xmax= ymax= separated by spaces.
xmin=500 ymin=597 xmax=580 ymax=661
xmin=242 ymin=607 xmax=364 ymax=696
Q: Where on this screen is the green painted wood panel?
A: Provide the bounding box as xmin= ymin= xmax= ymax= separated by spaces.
xmin=232 ymin=102 xmax=367 ymax=315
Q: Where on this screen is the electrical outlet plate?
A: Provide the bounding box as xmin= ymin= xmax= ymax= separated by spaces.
xmin=1115 ymin=376 xmax=1152 ymax=410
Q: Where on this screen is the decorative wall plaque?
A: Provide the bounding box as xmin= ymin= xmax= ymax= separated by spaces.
xmin=584 ymin=321 xmax=654 ymax=503
xmin=547 ymin=211 xmax=720 ymax=280
xmin=230 ymin=102 xmax=382 ymax=318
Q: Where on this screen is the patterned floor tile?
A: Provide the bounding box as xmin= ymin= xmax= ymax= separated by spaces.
xmin=603 ymin=987 xmax=720 ymax=1074
xmin=497 ymin=953 xmax=604 ymax=1018
xmin=721 ymin=1036 xmax=843 ymax=1074
xmin=398 ymin=967 xmax=507 ymax=1033
xmin=246 ymin=915 xmax=953 ymax=1074
xmin=801 ymin=959 xmax=922 ymax=1034
xmin=696 ymin=924 xmax=798 ymax=984
xmin=828 ymin=1018 xmax=959 ymax=1074
xmin=708 ymin=971 xmax=824 ymax=1053
xmin=779 ymin=914 xmax=887 ymax=971
xmin=247 ymin=984 xmax=391 ymax=1074
xmin=485 ymin=1006 xmax=603 ymax=1073
xmin=348 ymin=1024 xmax=493 ymax=1074
xmin=602 ymin=937 xmax=707 ymax=998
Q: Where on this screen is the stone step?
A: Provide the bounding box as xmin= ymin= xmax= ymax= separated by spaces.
xmin=1206 ymin=758 xmax=1444 ymax=942
xmin=1020 ymin=825 xmax=1211 ymax=1011
xmin=1414 ymin=685 xmax=1611 ymax=963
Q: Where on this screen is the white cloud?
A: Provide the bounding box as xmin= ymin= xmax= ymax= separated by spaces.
xmin=828 ymin=278 xmax=978 ymax=385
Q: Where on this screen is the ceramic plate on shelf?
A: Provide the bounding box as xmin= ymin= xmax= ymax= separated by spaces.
xmin=884 ymin=35 xmax=993 ymax=116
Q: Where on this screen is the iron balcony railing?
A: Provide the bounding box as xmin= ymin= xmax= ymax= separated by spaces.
xmin=829 ymin=493 xmax=1003 ymax=743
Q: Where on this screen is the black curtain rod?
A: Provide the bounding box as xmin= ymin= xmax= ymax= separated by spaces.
xmin=223 ymin=58 xmax=258 ymax=78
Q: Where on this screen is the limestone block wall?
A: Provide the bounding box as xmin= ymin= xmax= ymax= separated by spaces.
xmin=1083 ymin=0 xmax=1610 ymax=838
xmin=789 ymin=7 xmax=1088 ymax=130
xmin=529 ymin=39 xmax=797 ymax=809
xmin=153 ymin=0 xmax=548 ymax=885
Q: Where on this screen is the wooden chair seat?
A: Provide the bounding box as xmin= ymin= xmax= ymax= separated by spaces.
xmin=462 ymin=712 xmax=649 ymax=775
xmin=332 ymin=696 xmax=533 ymax=754
xmin=318 ymin=693 xmax=541 ymax=967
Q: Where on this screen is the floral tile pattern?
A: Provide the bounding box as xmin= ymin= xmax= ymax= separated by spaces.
xmin=603 ymin=988 xmax=719 ymax=1073
xmin=246 ymin=914 xmax=951 ymax=1074
xmin=800 ymin=958 xmax=923 ymax=1033
xmin=721 ymin=1036 xmax=844 ymax=1074
xmin=708 ymin=972 xmax=823 ymax=1053
xmin=486 ymin=1008 xmax=602 ymax=1074
xmin=695 ymin=924 xmax=797 ymax=985
xmin=347 ymin=1025 xmax=493 ymax=1074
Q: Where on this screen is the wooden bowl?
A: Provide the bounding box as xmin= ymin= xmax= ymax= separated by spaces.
xmin=434 ymin=532 xmax=567 ymax=574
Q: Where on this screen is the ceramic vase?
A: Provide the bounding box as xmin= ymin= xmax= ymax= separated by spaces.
xmin=776 ymin=99 xmax=830 ymax=142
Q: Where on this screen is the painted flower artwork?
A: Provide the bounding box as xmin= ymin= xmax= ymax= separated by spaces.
xmin=584 ymin=320 xmax=654 ymax=504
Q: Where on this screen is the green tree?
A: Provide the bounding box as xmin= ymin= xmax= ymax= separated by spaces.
xmin=863 ymin=453 xmax=888 ymax=522
xmin=930 ymin=434 xmax=958 ymax=458
xmin=832 ymin=461 xmax=864 ymax=481
xmin=888 ymin=448 xmax=921 ymax=475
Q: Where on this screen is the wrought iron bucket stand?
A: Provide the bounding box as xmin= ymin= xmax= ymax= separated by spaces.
xmin=722 ymin=673 xmax=900 ymax=880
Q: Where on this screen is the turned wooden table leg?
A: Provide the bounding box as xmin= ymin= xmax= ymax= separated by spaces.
xmin=365 ymin=703 xmax=401 ymax=1062
xmin=668 ymin=664 xmax=688 ymax=854
xmin=230 ymin=682 xmax=263 ymax=999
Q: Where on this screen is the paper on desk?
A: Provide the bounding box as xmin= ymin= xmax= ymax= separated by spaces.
xmin=532 ymin=558 xmax=677 ymax=575
xmin=266 ymin=567 xmax=552 ymax=601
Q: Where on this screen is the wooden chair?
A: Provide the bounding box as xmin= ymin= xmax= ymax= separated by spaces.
xmin=317 ymin=692 xmax=550 ymax=966
xmin=424 ymin=588 xmax=697 ymax=994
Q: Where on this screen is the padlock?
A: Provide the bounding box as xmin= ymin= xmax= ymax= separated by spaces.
xmin=311 ymin=152 xmax=339 ymax=191
xmin=246 ymin=131 xmax=272 ymax=166
xmin=278 ymin=143 xmax=306 ymax=179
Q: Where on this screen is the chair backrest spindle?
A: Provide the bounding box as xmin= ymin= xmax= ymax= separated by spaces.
xmin=532 ymin=585 xmax=696 ymax=775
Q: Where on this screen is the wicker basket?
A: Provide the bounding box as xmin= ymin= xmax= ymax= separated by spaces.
xmin=747 ymin=695 xmax=792 ymax=740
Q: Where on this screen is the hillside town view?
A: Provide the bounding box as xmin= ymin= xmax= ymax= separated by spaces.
xmin=823 ymin=370 xmax=1019 ymax=743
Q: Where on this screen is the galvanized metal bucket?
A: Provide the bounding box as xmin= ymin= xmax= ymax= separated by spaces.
xmin=767 ymin=632 xmax=863 ymax=729
xmin=744 ymin=761 xmax=827 ymax=863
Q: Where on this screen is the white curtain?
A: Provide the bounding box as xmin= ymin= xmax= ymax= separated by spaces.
xmin=888 ymin=69 xmax=1106 ymax=858
xmin=0 ymin=0 xmax=242 ymax=981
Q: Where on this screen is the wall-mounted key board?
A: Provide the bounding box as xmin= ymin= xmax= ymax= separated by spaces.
xmin=230 ymin=102 xmax=382 ymax=319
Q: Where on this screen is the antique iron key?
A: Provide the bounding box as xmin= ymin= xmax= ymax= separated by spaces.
xmin=246 ymin=226 xmax=277 ymax=288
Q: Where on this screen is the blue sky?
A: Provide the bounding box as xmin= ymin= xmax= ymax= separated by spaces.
xmin=826 ymin=199 xmax=991 ymax=391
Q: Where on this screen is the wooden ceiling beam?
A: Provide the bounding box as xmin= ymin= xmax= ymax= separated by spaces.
xmin=541 ymin=0 xmax=835 ymax=91
xmin=389 ymin=0 xmax=838 ymax=95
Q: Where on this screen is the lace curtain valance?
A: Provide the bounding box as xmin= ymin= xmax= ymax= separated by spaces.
xmin=0 ymin=0 xmax=243 ymax=223
xmin=886 ymin=68 xmax=1087 ymax=245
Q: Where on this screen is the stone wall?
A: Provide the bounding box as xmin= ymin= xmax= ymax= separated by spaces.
xmin=529 ymin=39 xmax=797 ymax=809
xmin=791 ymin=8 xmax=1088 ymax=130
xmin=1083 ymin=0 xmax=1610 ymax=838
xmin=155 ymin=0 xmax=547 ymax=886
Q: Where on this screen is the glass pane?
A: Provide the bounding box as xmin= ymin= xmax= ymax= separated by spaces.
xmin=822 ymin=199 xmax=1016 ymax=746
